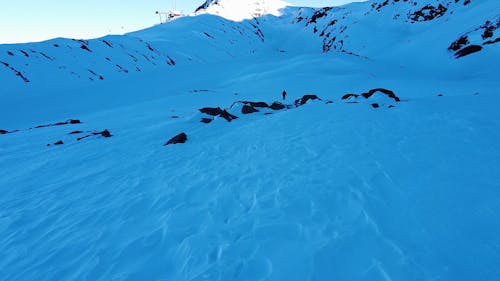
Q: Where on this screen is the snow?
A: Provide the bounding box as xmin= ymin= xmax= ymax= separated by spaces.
xmin=195 ymin=0 xmax=290 ymax=21
xmin=1 ymin=0 xmax=500 ymax=280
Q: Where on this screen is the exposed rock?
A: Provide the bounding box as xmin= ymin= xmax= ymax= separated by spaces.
xmin=371 ymin=103 xmax=380 ymax=108
xmin=77 ymin=129 xmax=112 ymax=141
xmin=341 ymin=94 xmax=359 ymax=100
xmin=295 ymin=94 xmax=321 ymax=106
xmin=200 ymin=107 xmax=224 ymax=116
xmin=80 ymin=45 xmax=92 ymax=52
xmin=102 ymin=40 xmax=113 ymax=48
xmin=219 ymin=110 xmax=238 ymax=122
xmin=361 ymin=88 xmax=400 ymax=102
xmin=455 ymin=45 xmax=483 ymax=58
xmin=308 ymin=8 xmax=332 ymax=24
xmin=0 ymin=61 xmax=30 ymax=83
xmin=449 ymin=18 xmax=498 ymax=57
xmin=483 ymin=38 xmax=500 ymax=45
xmin=37 ymin=119 xmax=83 ymax=128
xmin=165 ymin=132 xmax=187 ymax=146
xmin=54 ymin=140 xmax=64 ymax=145
xmin=242 ymin=105 xmax=259 ymax=114
xmin=167 ymin=56 xmax=176 ymax=66
xmin=94 ymin=130 xmax=112 ymax=138
xmin=269 ymin=102 xmax=286 ymax=110
xmin=409 ymin=4 xmax=447 ymax=22
xmin=201 ymin=118 xmax=213 ymax=124
xmin=0 ymin=130 xmax=8 ymax=135
xmin=449 ymin=36 xmax=469 ymax=51
xmin=69 ymin=131 xmax=83 ymax=135
xmin=482 ymin=29 xmax=494 ymax=40
xmin=199 ymin=107 xmax=238 ymax=122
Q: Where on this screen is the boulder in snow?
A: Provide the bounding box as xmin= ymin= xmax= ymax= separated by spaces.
xmin=295 ymin=94 xmax=321 ymax=106
xmin=165 ymin=132 xmax=188 ymax=146
xmin=200 ymin=107 xmax=238 ymax=122
xmin=242 ymin=105 xmax=259 ymax=114
xmin=269 ymin=102 xmax=286 ymax=110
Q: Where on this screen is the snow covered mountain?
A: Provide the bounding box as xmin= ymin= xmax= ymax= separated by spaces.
xmin=0 ymin=0 xmax=499 ymax=280
xmin=195 ymin=0 xmax=289 ymax=21
xmin=0 ymin=0 xmax=497 ymax=91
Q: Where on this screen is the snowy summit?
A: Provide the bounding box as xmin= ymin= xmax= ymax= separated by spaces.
xmin=195 ymin=0 xmax=289 ymax=21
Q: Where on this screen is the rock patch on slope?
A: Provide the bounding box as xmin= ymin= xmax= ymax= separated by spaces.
xmin=342 ymin=88 xmax=400 ymax=108
xmin=199 ymin=107 xmax=239 ymax=122
xmin=165 ymin=132 xmax=188 ymax=146
xmin=449 ymin=17 xmax=500 ymax=58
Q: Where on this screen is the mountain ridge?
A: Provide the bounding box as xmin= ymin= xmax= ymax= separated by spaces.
xmin=1 ymin=0 xmax=498 ymax=91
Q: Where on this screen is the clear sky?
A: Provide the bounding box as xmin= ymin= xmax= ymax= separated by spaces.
xmin=0 ymin=0 xmax=357 ymax=44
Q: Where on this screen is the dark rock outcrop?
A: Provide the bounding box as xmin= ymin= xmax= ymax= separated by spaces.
xmin=77 ymin=130 xmax=112 ymax=141
xmin=483 ymin=38 xmax=500 ymax=45
xmin=200 ymin=107 xmax=224 ymax=116
xmin=242 ymin=105 xmax=259 ymax=114
xmin=167 ymin=56 xmax=176 ymax=66
xmin=95 ymin=130 xmax=112 ymax=138
xmin=199 ymin=107 xmax=238 ymax=122
xmin=341 ymin=94 xmax=359 ymax=100
xmin=201 ymin=118 xmax=213 ymax=124
xmin=295 ymin=94 xmax=321 ymax=106
xmin=449 ymin=36 xmax=469 ymax=51
xmin=219 ymin=110 xmax=238 ymax=122
xmin=0 ymin=130 xmax=8 ymax=135
xmin=449 ymin=18 xmax=498 ymax=58
xmin=455 ymin=45 xmax=483 ymax=58
xmin=409 ymin=4 xmax=447 ymax=22
xmin=80 ymin=45 xmax=92 ymax=52
xmin=269 ymin=102 xmax=286 ymax=110
xmin=54 ymin=140 xmax=64 ymax=145
xmin=165 ymin=132 xmax=188 ymax=146
xmin=1 ymin=61 xmax=30 ymax=83
xmin=361 ymin=88 xmax=400 ymax=102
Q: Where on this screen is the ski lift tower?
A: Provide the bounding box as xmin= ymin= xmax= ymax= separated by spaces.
xmin=156 ymin=0 xmax=183 ymax=24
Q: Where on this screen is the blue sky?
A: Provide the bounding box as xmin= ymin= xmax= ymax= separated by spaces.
xmin=0 ymin=0 xmax=357 ymax=44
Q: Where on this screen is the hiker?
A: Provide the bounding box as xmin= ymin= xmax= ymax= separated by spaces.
xmin=282 ymin=90 xmax=287 ymax=100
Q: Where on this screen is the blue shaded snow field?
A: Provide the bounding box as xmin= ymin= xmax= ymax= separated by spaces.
xmin=0 ymin=0 xmax=499 ymax=280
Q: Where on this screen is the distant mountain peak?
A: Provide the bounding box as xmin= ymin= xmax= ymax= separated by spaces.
xmin=194 ymin=0 xmax=289 ymax=21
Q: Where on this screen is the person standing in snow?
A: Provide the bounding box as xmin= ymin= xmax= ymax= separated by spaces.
xmin=282 ymin=90 xmax=287 ymax=100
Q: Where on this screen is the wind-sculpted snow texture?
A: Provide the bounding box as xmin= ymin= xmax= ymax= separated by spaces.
xmin=0 ymin=0 xmax=500 ymax=280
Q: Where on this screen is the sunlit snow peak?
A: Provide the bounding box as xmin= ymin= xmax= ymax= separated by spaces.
xmin=194 ymin=0 xmax=290 ymax=21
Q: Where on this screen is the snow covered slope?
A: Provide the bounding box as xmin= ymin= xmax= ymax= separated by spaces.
xmin=0 ymin=0 xmax=499 ymax=280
